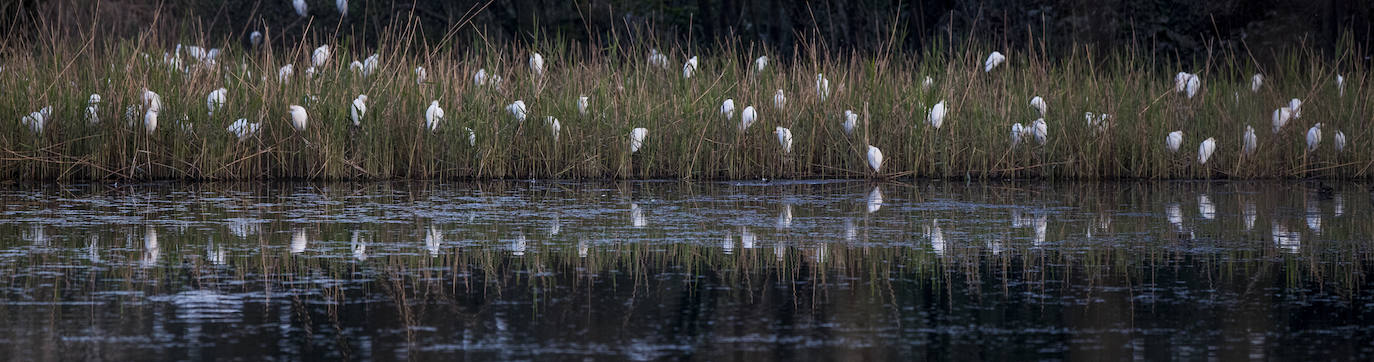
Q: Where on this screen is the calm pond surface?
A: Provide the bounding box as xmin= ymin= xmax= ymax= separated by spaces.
xmin=1 ymin=180 xmax=1373 ymax=360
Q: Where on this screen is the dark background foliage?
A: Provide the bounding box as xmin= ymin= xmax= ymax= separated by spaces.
xmin=4 ymin=0 xmax=1372 ymax=64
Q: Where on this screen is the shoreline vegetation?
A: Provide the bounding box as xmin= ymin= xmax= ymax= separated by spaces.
xmin=2 ymin=24 xmax=1371 ymax=181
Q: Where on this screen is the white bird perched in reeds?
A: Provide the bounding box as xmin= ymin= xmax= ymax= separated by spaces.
xmin=304 ymin=66 xmax=317 ymax=78
xmin=922 ymin=76 xmax=934 ymax=90
xmin=629 ymin=127 xmax=648 ymax=153
xmin=85 ymin=94 xmax=101 ymax=124
xmin=506 ymin=100 xmax=527 ymax=122
xmin=227 ymin=118 xmax=260 ymax=140
xmin=362 ymin=54 xmax=378 ymax=76
xmin=740 ymin=106 xmax=757 ymax=131
xmin=288 ymin=105 xmax=308 ymax=132
xmin=815 ymin=73 xmax=830 ymax=100
xmin=1174 ymin=72 xmax=1192 ymax=93
xmin=775 ymin=127 xmax=793 ymax=154
xmin=144 ymin=109 xmax=159 ymax=135
xmin=754 ymin=56 xmax=768 ymax=72
xmin=1166 ymin=131 xmax=1184 ymax=153
xmin=1306 ymin=123 xmax=1322 ymax=152
xmin=278 ymin=64 xmax=294 ymax=82
xmin=720 ymin=99 xmax=736 ymax=120
xmin=1185 ymin=74 xmax=1201 ymax=98
xmin=1198 ymin=137 xmax=1217 ymax=165
xmin=546 ymin=116 xmax=561 ymax=142
xmin=465 ymin=127 xmax=476 ymax=146
xmin=1242 ymin=125 xmax=1257 ymax=156
xmin=249 ymin=31 xmax=263 ymax=48
xmin=1251 ymin=74 xmax=1263 ymax=92
xmin=1272 ymin=107 xmax=1291 ymax=133
xmin=1337 ymin=74 xmax=1346 ymax=97
xmin=577 ymin=95 xmax=589 ymax=117
xmin=414 ymin=66 xmax=427 ymax=85
xmin=1029 ymin=96 xmax=1046 ymax=116
xmin=312 ymin=45 xmax=330 ymax=67
xmin=773 ymin=89 xmax=786 ymax=111
xmin=1334 ymin=130 xmax=1346 ymax=153
xmin=1288 ymin=98 xmax=1302 ymax=119
xmin=842 ymin=110 xmax=857 ymax=135
xmin=206 ymin=88 xmax=227 ymax=116
xmin=21 ymin=108 xmax=48 ymax=134
xmin=1030 ymin=119 xmax=1048 ymax=145
xmin=529 ymin=53 xmax=545 ymax=77
xmin=425 ymin=101 xmax=444 ymax=132
xmin=866 ymin=145 xmax=884 ymax=173
xmin=350 ymin=95 xmax=367 ymax=126
xmin=984 ymin=51 xmax=1005 ymax=72
xmin=647 ymin=49 xmax=669 ymax=69
xmin=293 ymin=0 xmax=307 ymax=17
xmin=336 ymin=0 xmax=347 ymax=16
xmin=682 ymin=56 xmax=698 ymax=78
xmin=473 ymin=68 xmax=489 ymax=86
xmin=1010 ymin=123 xmax=1024 ymax=147
xmin=927 ymin=101 xmax=946 ymax=129
xmin=349 ymin=61 xmax=363 ymax=73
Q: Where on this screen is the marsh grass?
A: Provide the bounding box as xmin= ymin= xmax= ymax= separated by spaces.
xmin=2 ymin=23 xmax=1371 ymax=180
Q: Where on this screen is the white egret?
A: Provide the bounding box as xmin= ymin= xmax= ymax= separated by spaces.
xmin=842 ymin=110 xmax=857 ymax=135
xmin=350 ymin=95 xmax=367 ymax=126
xmin=292 ymin=0 xmax=307 ymax=16
xmin=349 ymin=61 xmax=363 ymax=73
xmin=363 ymin=54 xmax=379 ymax=76
xmin=142 ymin=89 xmax=162 ymax=113
xmin=227 ymin=118 xmax=260 ymax=140
xmin=425 ymin=101 xmax=444 ymax=132
xmin=740 ymin=106 xmax=757 ymax=131
xmin=1029 ymin=96 xmax=1046 ymax=116
xmin=1337 ymin=74 xmax=1346 ymax=97
xmin=1174 ymin=72 xmax=1191 ymax=93
xmin=648 ymin=49 xmax=668 ymax=69
xmin=336 ymin=0 xmax=347 ymax=16
xmin=529 ymin=53 xmax=545 ymax=77
xmin=1010 ymin=123 xmax=1024 ymax=147
xmin=304 ymin=66 xmax=316 ymax=78
xmin=206 ymin=88 xmax=227 ymax=116
xmin=1334 ymin=130 xmax=1347 ymax=153
xmin=249 ymin=31 xmax=263 ymax=48
xmin=577 ymin=95 xmax=589 ymax=117
xmin=465 ymin=127 xmax=476 ymax=146
xmin=815 ymin=73 xmax=830 ymax=100
xmin=506 ymin=100 xmax=527 ymax=122
xmin=1166 ymin=131 xmax=1183 ymax=153
xmin=720 ymin=99 xmax=736 ymax=120
xmin=927 ymin=101 xmax=946 ymax=129
xmin=1242 ymin=125 xmax=1257 ymax=156
xmin=754 ymin=56 xmax=768 ymax=72
xmin=984 ymin=51 xmax=1005 ymax=72
xmin=144 ymin=109 xmax=159 ymax=135
xmin=1030 ymin=118 xmax=1048 ymax=145
xmin=682 ymin=56 xmax=698 ymax=78
xmin=1198 ymin=137 xmax=1217 ymax=165
xmin=1251 ymin=74 xmax=1263 ymax=92
xmin=629 ymin=127 xmax=648 ymax=153
xmin=278 ymin=64 xmax=294 ymax=82
xmin=866 ymin=145 xmax=883 ymax=173
xmin=1289 ymin=98 xmax=1302 ymax=119
xmin=546 ymin=116 xmax=561 ymax=142
xmin=1272 ymin=107 xmax=1291 ymax=133
xmin=775 ymin=127 xmax=793 ymax=154
xmin=1185 ymin=74 xmax=1201 ymax=98
xmin=474 ymin=68 xmax=488 ymax=86
xmin=86 ymin=94 xmax=101 ymax=124
xmin=773 ymin=89 xmax=786 ymax=111
xmin=288 ymin=105 xmax=308 ymax=132
xmin=1306 ymin=123 xmax=1322 ymax=152
xmin=311 ymin=45 xmax=330 ymax=67
xmin=414 ymin=66 xmax=427 ymax=85
xmin=922 ymin=76 xmax=934 ymax=90
xmin=21 ymin=109 xmax=46 ymax=134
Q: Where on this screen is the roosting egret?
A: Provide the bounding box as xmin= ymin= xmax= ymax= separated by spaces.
xmin=425 ymin=101 xmax=444 ymax=132
xmin=530 ymin=53 xmax=545 ymax=77
xmin=775 ymin=127 xmax=793 ymax=154
xmin=815 ymin=73 xmax=830 ymax=100
xmin=1198 ymin=138 xmax=1217 ymax=165
xmin=304 ymin=66 xmax=316 ymax=78
xmin=289 ymin=105 xmax=308 ymax=131
xmin=842 ymin=110 xmax=857 ymax=135
xmin=144 ymin=109 xmax=159 ymax=135
xmin=227 ymin=118 xmax=260 ymax=140
xmin=1334 ymin=131 xmax=1346 ymax=152
xmin=1030 ymin=118 xmax=1048 ymax=145
xmin=336 ymin=0 xmax=347 ymax=16
xmin=922 ymin=76 xmax=934 ymax=90
xmin=1306 ymin=123 xmax=1322 ymax=152
xmin=984 ymin=51 xmax=1005 ymax=72
xmin=546 ymin=116 xmax=561 ymax=142
xmin=740 ymin=106 xmax=757 ymax=131
xmin=927 ymin=101 xmax=946 ymax=129
xmin=414 ymin=66 xmax=427 ymax=85
xmin=349 ymin=61 xmax=363 ymax=73
xmin=682 ymin=56 xmax=698 ymax=79
xmin=86 ymin=94 xmax=101 ymax=124
xmin=1337 ymin=75 xmax=1346 ymax=97
xmin=350 ymin=95 xmax=367 ymax=126
xmin=1185 ymin=74 xmax=1200 ymax=98
xmin=278 ymin=64 xmax=294 ymax=82
xmin=721 ymin=99 xmax=736 ymax=120
xmin=249 ymin=31 xmax=262 ymax=48
xmin=1174 ymin=72 xmax=1192 ymax=93
xmin=293 ymin=0 xmax=307 ymax=17
xmin=754 ymin=56 xmax=768 ymax=72
xmin=866 ymin=145 xmax=883 ymax=173
xmin=465 ymin=127 xmax=476 ymax=146
xmin=142 ymin=89 xmax=162 ymax=113
xmin=577 ymin=95 xmax=589 ymax=117
xmin=1289 ymin=98 xmax=1303 ymax=119
xmin=1029 ymin=96 xmax=1046 ymax=116
xmin=773 ymin=89 xmax=786 ymax=111
xmin=1272 ymin=107 xmax=1291 ymax=133
xmin=362 ymin=54 xmax=378 ymax=76
xmin=507 ymin=100 xmax=527 ymax=122
xmin=21 ymin=109 xmax=46 ymax=134
xmin=1166 ymin=131 xmax=1183 ymax=153
xmin=1010 ymin=123 xmax=1024 ymax=148
xmin=1251 ymin=74 xmax=1263 ymax=92
xmin=312 ymin=45 xmax=330 ymax=67
xmin=1242 ymin=125 xmax=1257 ymax=156
xmin=473 ymin=68 xmax=488 ymax=86
xmin=629 ymin=128 xmax=648 ymax=153
xmin=648 ymin=49 xmax=668 ymax=69
xmin=206 ymin=88 xmax=227 ymax=116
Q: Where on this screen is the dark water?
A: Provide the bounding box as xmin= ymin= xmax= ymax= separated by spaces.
xmin=1 ymin=180 xmax=1373 ymax=360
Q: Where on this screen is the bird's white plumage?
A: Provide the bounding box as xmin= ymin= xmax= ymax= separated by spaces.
xmin=1029 ymin=96 xmax=1046 ymax=116
xmin=144 ymin=109 xmax=159 ymax=135
xmin=312 ymin=45 xmax=330 ymax=67
xmin=1306 ymin=123 xmax=1322 ymax=152
xmin=842 ymin=110 xmax=857 ymax=135
xmin=529 ymin=53 xmax=545 ymax=77
xmin=721 ymin=99 xmax=735 ymax=120
xmin=773 ymin=89 xmax=786 ymax=111
xmin=740 ymin=106 xmax=757 ymax=131
xmin=1289 ymin=98 xmax=1302 ymax=119
xmin=362 ymin=54 xmax=378 ymax=76
xmin=1166 ymin=131 xmax=1183 ymax=153
xmin=577 ymin=96 xmax=589 ymax=117
xmin=425 ymin=101 xmax=444 ymax=132
xmin=546 ymin=116 xmax=561 ymax=142
xmin=682 ymin=56 xmax=698 ymax=78
xmin=227 ymin=118 xmax=260 ymax=140
xmin=984 ymin=51 xmax=1005 ymax=72
xmin=414 ymin=66 xmax=427 ymax=85
xmin=1242 ymin=125 xmax=1257 ymax=156
xmin=1334 ymin=130 xmax=1346 ymax=152
xmin=1337 ymin=75 xmax=1346 ymax=97
xmin=775 ymin=127 xmax=793 ymax=154
xmin=288 ymin=105 xmax=308 ymax=132
xmin=206 ymin=88 xmax=227 ymax=116
xmin=293 ymin=0 xmax=307 ymax=17
xmin=507 ymin=100 xmax=527 ymax=122
xmin=629 ymin=128 xmax=648 ymax=153
xmin=278 ymin=64 xmax=294 ymax=83
xmin=250 ymin=31 xmax=263 ymax=47
xmin=1198 ymin=137 xmax=1217 ymax=165
xmin=1030 ymin=118 xmax=1048 ymax=145
xmin=351 ymin=94 xmax=367 ymax=126
xmin=1185 ymin=74 xmax=1201 ymax=98
xmin=866 ymin=145 xmax=884 ymax=173
xmin=336 ymin=0 xmax=348 ymax=16
xmin=754 ymin=56 xmax=768 ymax=72
xmin=815 ymin=73 xmax=830 ymax=100
xmin=474 ymin=68 xmax=488 ymax=86
xmin=1272 ymin=107 xmax=1291 ymax=133
xmin=1010 ymin=123 xmax=1024 ymax=148
xmin=1251 ymin=74 xmax=1263 ymax=92
xmin=927 ymin=101 xmax=947 ymax=129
